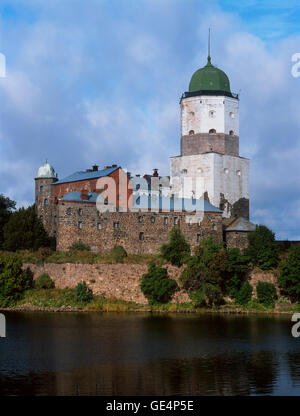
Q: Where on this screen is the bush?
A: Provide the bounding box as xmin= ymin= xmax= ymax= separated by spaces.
xmin=140 ymin=261 xmax=178 ymax=305
xmin=110 ymin=245 xmax=127 ymax=262
xmin=256 ymin=281 xmax=277 ymax=307
xmin=75 ymin=281 xmax=93 ymax=303
xmin=278 ymin=245 xmax=300 ymax=302
xmin=160 ymin=227 xmax=190 ymax=267
xmin=69 ymin=242 xmax=91 ymax=251
xmin=246 ymin=225 xmax=279 ymax=270
xmin=235 ymin=281 xmax=252 ymax=305
xmin=189 ymin=290 xmax=206 ymax=308
xmin=34 ymin=273 xmax=55 ymax=290
xmin=0 ymin=255 xmax=32 ymax=306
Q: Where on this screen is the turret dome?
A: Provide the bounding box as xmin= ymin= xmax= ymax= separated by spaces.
xmin=189 ymin=56 xmax=231 ymax=94
xmin=35 ymin=161 xmax=57 ymax=179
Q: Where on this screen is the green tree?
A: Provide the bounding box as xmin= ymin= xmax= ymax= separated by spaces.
xmin=225 ymin=248 xmax=251 ymax=299
xmin=3 ymin=205 xmax=50 ymax=251
xmin=235 ymin=281 xmax=253 ymax=305
xmin=141 ymin=261 xmax=178 ymax=305
xmin=256 ymin=282 xmax=277 ymax=307
xmin=278 ymin=245 xmax=300 ymax=302
xmin=34 ymin=273 xmax=55 ymax=290
xmin=246 ymin=225 xmax=279 ymax=270
xmin=0 ymin=194 xmax=16 ymax=249
xmin=160 ymin=227 xmax=190 ymax=267
xmin=110 ymin=245 xmax=127 ymax=263
xmin=0 ymin=255 xmax=32 ymax=306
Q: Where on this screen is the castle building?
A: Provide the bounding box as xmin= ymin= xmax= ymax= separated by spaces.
xmin=35 ymin=52 xmax=255 ymax=253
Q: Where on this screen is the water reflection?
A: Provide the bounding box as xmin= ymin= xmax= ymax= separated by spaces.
xmin=0 ymin=312 xmax=298 ymax=395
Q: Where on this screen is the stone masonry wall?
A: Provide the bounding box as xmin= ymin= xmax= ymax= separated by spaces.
xmin=181 ymin=133 xmax=239 ymax=157
xmin=56 ymin=205 xmax=223 ymax=253
xmin=23 ymin=262 xmax=278 ymax=305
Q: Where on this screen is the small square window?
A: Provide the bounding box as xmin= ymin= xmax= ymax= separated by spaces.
xmin=113 ymin=222 xmax=119 ymax=230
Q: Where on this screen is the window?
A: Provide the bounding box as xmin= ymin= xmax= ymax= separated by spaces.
xmin=209 ymin=110 xmax=215 ymax=118
xmin=197 ymin=167 xmax=203 ymax=174
xmin=174 ymin=217 xmax=178 ymax=225
xmin=189 ymin=130 xmax=194 ymax=135
xmin=39 ymin=185 xmax=43 ymax=193
xmin=78 ymin=221 xmax=82 ymax=230
xmin=209 ymin=129 xmax=216 ymax=134
xmin=97 ymin=222 xmax=101 ymax=230
xmin=229 ymin=130 xmax=234 ymax=136
xmin=113 ymin=222 xmax=119 ymax=230
xmin=78 ymin=208 xmax=83 ymax=216
xmin=150 ymin=216 xmax=155 ymax=224
xmin=181 ymin=169 xmax=187 ymax=174
xmin=236 ymin=170 xmax=241 ymax=176
xmin=44 ymin=198 xmax=48 ymax=206
xmin=224 ymin=168 xmax=229 ymax=174
xmin=198 ymin=218 xmax=202 ymax=227
xmin=229 ymin=112 xmax=234 ymax=119
xmin=138 ymin=216 xmax=143 ymax=223
xmin=164 ymin=217 xmax=168 ymax=225
xmin=139 ymin=232 xmax=144 ymax=241
xmin=67 ymin=208 xmax=71 ymax=215
xmin=197 ymin=234 xmax=201 ymax=242
xmin=212 ymin=224 xmax=217 ymax=231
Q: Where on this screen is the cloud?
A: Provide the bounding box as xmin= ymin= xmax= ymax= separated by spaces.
xmin=0 ymin=0 xmax=299 ymax=239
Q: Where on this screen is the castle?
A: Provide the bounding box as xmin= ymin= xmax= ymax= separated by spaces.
xmin=35 ymin=52 xmax=255 ymax=253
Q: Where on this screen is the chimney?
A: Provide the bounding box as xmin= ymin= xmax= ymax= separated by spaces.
xmin=153 ymin=168 xmax=159 ymax=177
xmin=81 ymin=189 xmax=89 ymax=201
xmin=92 ymin=164 xmax=99 ymax=172
xmin=111 ymin=164 xmax=117 ymax=168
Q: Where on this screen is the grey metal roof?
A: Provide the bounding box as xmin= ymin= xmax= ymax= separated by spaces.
xmin=225 ymin=217 xmax=256 ymax=232
xmin=54 ymin=166 xmax=119 ymax=185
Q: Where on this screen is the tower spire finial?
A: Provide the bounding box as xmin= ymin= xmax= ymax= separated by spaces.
xmin=207 ymin=27 xmax=212 ymax=65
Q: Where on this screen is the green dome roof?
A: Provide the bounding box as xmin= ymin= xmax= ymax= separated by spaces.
xmin=189 ymin=56 xmax=231 ymax=94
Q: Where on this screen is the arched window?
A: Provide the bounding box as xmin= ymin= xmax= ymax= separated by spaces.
xmin=229 ymin=130 xmax=234 ymax=136
xmin=209 ymin=129 xmax=216 ymax=134
xmin=189 ymin=130 xmax=194 ymax=135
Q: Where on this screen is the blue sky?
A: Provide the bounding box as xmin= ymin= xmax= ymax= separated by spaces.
xmin=0 ymin=0 xmax=300 ymax=239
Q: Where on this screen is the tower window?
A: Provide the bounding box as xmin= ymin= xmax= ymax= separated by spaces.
xmin=97 ymin=222 xmax=101 ymax=230
xmin=181 ymin=169 xmax=187 ymax=174
xmin=67 ymin=208 xmax=71 ymax=215
xmin=224 ymin=168 xmax=229 ymax=174
xmin=174 ymin=217 xmax=178 ymax=225
xmin=164 ymin=217 xmax=168 ymax=225
xmin=78 ymin=208 xmax=83 ymax=216
xmin=189 ymin=130 xmax=194 ymax=135
xmin=44 ymin=198 xmax=48 ymax=206
xmin=113 ymin=222 xmax=119 ymax=230
xmin=209 ymin=110 xmax=215 ymax=118
xmin=139 ymin=232 xmax=144 ymax=241
xmin=39 ymin=185 xmax=43 ymax=193
xmin=229 ymin=112 xmax=234 ymax=119
xmin=150 ymin=216 xmax=155 ymax=224
xmin=229 ymin=130 xmax=234 ymax=136
xmin=78 ymin=221 xmax=82 ymax=230
xmin=236 ymin=170 xmax=241 ymax=176
xmin=209 ymin=129 xmax=216 ymax=134
xmin=138 ymin=216 xmax=143 ymax=223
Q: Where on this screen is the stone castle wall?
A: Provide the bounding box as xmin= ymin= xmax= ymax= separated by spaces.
xmin=181 ymin=133 xmax=239 ymax=157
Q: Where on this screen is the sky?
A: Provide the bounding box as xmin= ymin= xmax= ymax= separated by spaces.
xmin=0 ymin=0 xmax=300 ymax=240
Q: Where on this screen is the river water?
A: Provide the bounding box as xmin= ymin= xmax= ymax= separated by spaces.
xmin=0 ymin=311 xmax=299 ymax=396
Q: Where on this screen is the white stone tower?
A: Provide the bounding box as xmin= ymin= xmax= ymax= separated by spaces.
xmin=170 ymin=49 xmax=249 ymax=219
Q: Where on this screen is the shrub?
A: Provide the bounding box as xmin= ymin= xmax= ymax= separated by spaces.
xmin=110 ymin=245 xmax=127 ymax=262
xmin=256 ymin=281 xmax=277 ymax=306
xmin=278 ymin=245 xmax=300 ymax=302
xmin=235 ymin=281 xmax=252 ymax=305
xmin=75 ymin=281 xmax=93 ymax=303
xmin=0 ymin=255 xmax=32 ymax=306
xmin=245 ymin=225 xmax=279 ymax=270
xmin=34 ymin=273 xmax=55 ymax=290
xmin=140 ymin=261 xmax=178 ymax=305
xmin=160 ymin=227 xmax=190 ymax=267
xmin=69 ymin=242 xmax=91 ymax=251
xmin=189 ymin=290 xmax=206 ymax=308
